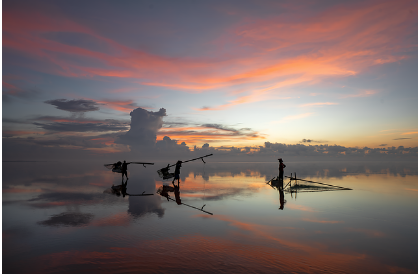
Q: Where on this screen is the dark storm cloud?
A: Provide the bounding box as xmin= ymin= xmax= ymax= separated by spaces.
xmin=44 ymin=99 xmax=101 ymax=112
xmin=33 ymin=121 xmax=128 ymax=132
xmin=393 ymin=138 xmax=411 ymax=140
xmin=37 ymin=212 xmax=93 ymax=227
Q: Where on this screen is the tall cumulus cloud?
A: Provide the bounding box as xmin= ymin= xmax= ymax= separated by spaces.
xmin=116 ymin=107 xmax=166 ymax=150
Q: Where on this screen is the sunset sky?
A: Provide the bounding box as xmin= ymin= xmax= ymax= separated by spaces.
xmin=2 ymin=0 xmax=418 ymax=160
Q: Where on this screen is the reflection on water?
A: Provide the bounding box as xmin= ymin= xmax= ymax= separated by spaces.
xmin=3 ymin=161 xmax=418 ymax=273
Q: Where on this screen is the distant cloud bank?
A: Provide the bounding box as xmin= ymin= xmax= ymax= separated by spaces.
xmin=3 ymin=107 xmax=418 ymax=161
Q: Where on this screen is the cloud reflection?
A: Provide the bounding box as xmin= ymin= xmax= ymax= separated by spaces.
xmin=37 ymin=212 xmax=93 ymax=227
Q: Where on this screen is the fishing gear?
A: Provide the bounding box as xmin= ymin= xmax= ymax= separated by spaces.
xmin=104 ymin=162 xmax=154 ymax=173
xmin=157 ymin=154 xmax=213 ymax=179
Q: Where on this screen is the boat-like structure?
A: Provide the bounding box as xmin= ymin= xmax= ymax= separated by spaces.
xmin=267 ymin=173 xmax=352 ymax=196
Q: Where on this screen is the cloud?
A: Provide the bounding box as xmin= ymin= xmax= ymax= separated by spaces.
xmin=33 ymin=121 xmax=128 ymax=132
xmin=3 ymin=130 xmax=43 ymax=138
xmin=3 ymin=0 xmax=417 ymax=111
xmin=300 ymin=139 xmax=327 ymax=144
xmin=393 ymin=138 xmax=411 ymax=140
xmin=157 ymin=124 xmax=264 ymax=144
xmin=116 ymin=107 xmax=166 ymax=150
xmin=96 ymin=99 xmax=140 ymax=113
xmin=379 ymin=144 xmax=387 ymax=147
xmin=37 ymin=212 xmax=93 ymax=227
xmin=401 ymin=132 xmax=418 ymax=135
xmin=2 ymin=81 xmax=40 ymax=103
xmin=45 ymin=99 xmax=101 ymax=112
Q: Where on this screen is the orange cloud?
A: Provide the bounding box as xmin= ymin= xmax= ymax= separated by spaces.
xmin=401 ymin=132 xmax=418 ymax=135
xmin=157 ymin=125 xmax=264 ymax=144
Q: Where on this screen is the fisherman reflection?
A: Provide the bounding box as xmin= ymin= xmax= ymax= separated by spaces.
xmin=106 ymin=178 xmax=129 ymax=198
xmin=157 ymin=184 xmax=174 ymax=201
xmin=121 ymin=178 xmax=128 ymax=198
xmin=270 ymin=178 xmax=286 ymax=210
xmin=279 ymin=187 xmax=286 ymax=210
xmin=156 ymin=183 xmax=181 ymax=204
xmin=173 ymin=179 xmax=181 ymax=205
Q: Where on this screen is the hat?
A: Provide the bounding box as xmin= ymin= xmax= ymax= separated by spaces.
xmin=278 ymin=158 xmax=283 ymax=162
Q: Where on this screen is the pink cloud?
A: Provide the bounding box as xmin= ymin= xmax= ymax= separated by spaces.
xmin=3 ymin=0 xmax=417 ymax=111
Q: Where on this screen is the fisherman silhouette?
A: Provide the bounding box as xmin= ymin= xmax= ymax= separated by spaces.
xmin=172 ymin=160 xmax=182 ymax=185
xmin=121 ymin=160 xmax=130 ymax=181
xmin=278 ymin=158 xmax=286 ymax=180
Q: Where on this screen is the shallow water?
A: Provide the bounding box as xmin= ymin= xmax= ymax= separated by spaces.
xmin=3 ymin=161 xmax=418 ymax=273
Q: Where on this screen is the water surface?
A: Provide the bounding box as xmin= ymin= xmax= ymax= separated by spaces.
xmin=3 ymin=161 xmax=418 ymax=273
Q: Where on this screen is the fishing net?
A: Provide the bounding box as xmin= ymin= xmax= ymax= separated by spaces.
xmin=104 ymin=164 xmax=116 ymax=170
xmin=157 ymin=167 xmax=174 ymax=180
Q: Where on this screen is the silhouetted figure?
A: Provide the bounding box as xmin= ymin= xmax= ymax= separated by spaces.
xmin=172 ymin=160 xmax=182 ymax=185
xmin=278 ymin=158 xmax=286 ymax=180
xmin=115 ymin=161 xmax=122 ymax=169
xmin=121 ymin=160 xmax=130 ymax=181
xmin=172 ymin=180 xmax=181 ymax=205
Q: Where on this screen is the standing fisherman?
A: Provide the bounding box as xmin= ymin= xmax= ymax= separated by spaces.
xmin=278 ymin=158 xmax=286 ymax=180
xmin=172 ymin=160 xmax=182 ymax=185
xmin=121 ymin=160 xmax=130 ymax=181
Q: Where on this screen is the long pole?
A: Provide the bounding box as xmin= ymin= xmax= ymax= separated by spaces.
xmin=165 ymin=154 xmax=213 ymax=168
xmin=167 ymin=197 xmax=213 ymax=215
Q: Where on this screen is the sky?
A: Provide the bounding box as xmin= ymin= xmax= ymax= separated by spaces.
xmin=2 ymin=0 xmax=418 ymax=161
